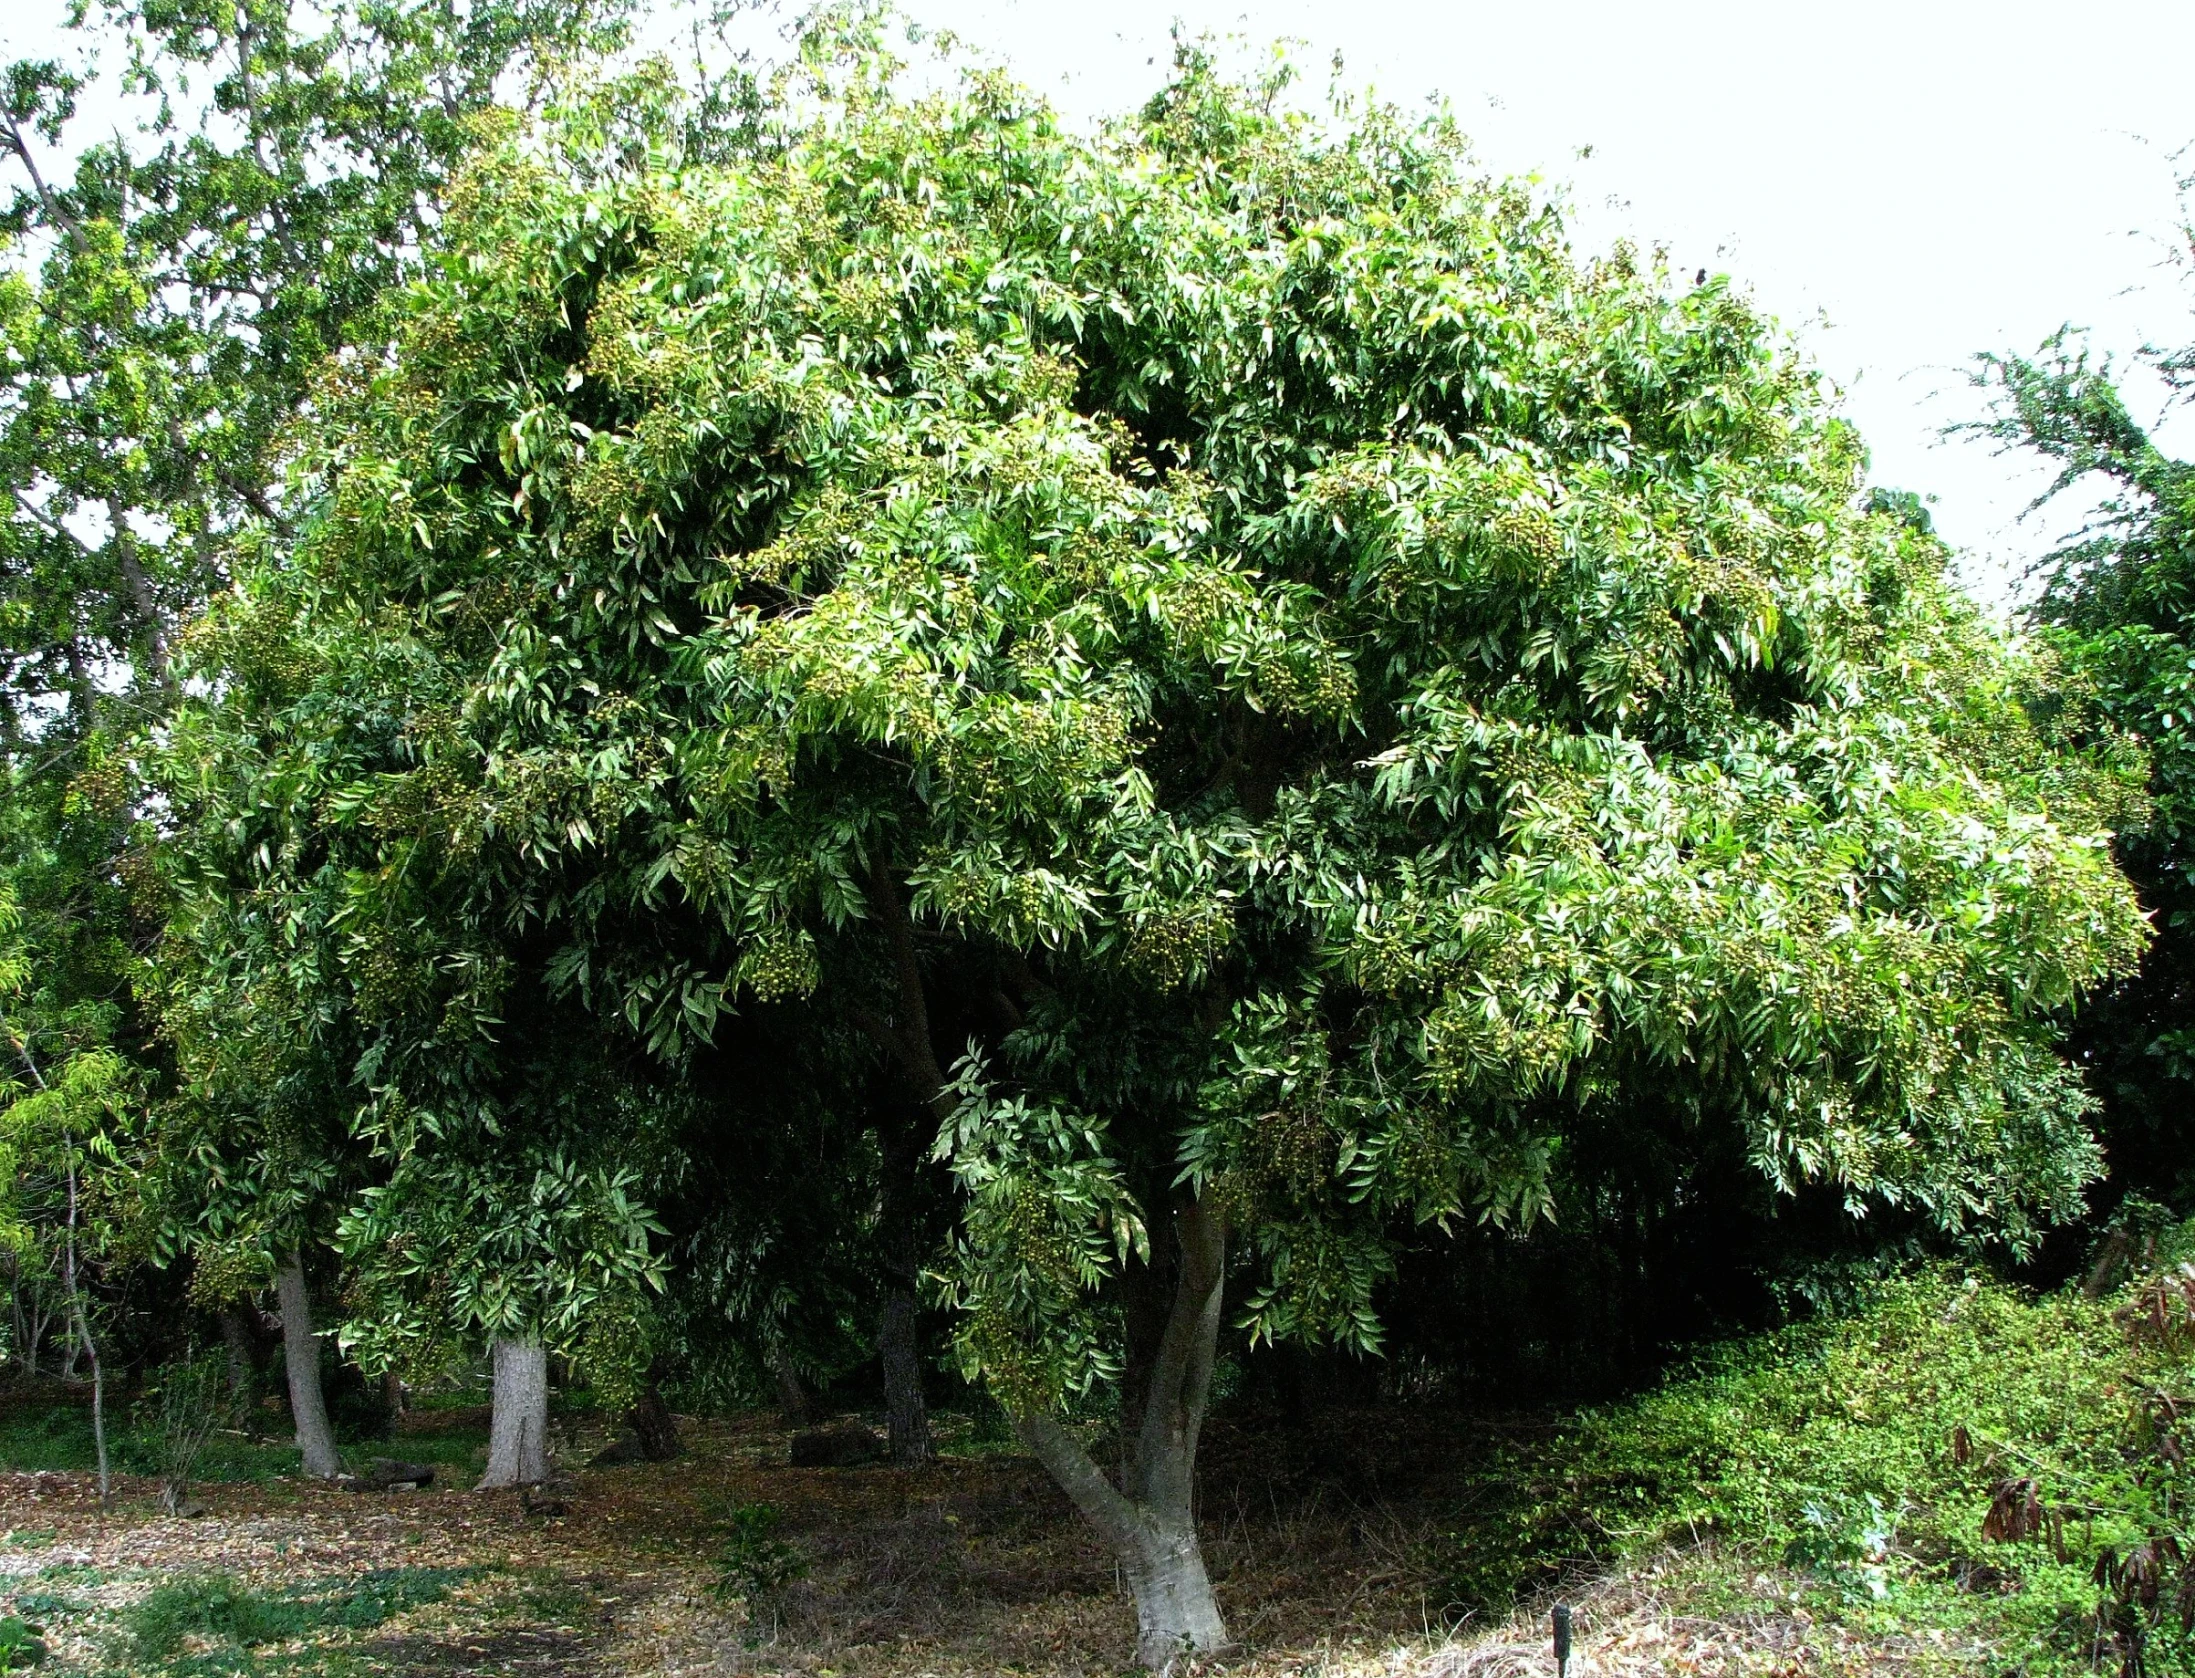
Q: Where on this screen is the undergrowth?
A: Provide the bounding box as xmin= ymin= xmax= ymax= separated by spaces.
xmin=1442 ymin=1262 xmax=2195 ymax=1672
xmin=0 ymin=1392 xmax=489 ymax=1485
xmin=114 ymin=1566 xmax=475 ymax=1675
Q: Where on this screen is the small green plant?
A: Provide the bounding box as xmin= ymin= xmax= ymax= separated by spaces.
xmin=140 ymin=1347 xmax=238 ymax=1514
xmin=0 ymin=1617 xmax=44 ymax=1669
xmin=710 ymin=1504 xmax=805 ymax=1603
xmin=128 ymin=1576 xmax=295 ymax=1662
xmin=1784 ymin=1493 xmax=1896 ymax=1601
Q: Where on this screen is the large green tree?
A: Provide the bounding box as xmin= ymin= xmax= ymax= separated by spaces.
xmin=185 ymin=30 xmax=2147 ymax=1665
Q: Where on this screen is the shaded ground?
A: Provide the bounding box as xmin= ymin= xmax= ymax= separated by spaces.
xmin=0 ymin=1396 xmax=2039 ymax=1675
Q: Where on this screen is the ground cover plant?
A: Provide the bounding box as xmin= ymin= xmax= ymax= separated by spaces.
xmin=1440 ymin=1262 xmax=2195 ymax=1673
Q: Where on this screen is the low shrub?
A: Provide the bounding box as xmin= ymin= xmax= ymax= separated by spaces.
xmin=1439 ymin=1265 xmax=2195 ymax=1670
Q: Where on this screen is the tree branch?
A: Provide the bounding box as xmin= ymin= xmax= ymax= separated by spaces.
xmin=7 ymin=487 xmax=96 ymax=556
xmin=1014 ymin=1411 xmax=1146 ymax=1551
xmin=1 ymin=118 xmax=88 ymax=254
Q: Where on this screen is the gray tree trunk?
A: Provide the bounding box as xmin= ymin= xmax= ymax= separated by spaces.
xmin=276 ymin=1256 xmax=341 ymax=1478
xmin=1015 ymin=1199 xmax=1232 ymax=1672
xmin=879 ymin=1290 xmax=930 ymax=1464
xmin=479 ymin=1335 xmax=549 ymax=1487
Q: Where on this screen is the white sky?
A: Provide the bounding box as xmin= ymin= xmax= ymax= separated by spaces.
xmin=9 ymin=0 xmax=2193 ymax=608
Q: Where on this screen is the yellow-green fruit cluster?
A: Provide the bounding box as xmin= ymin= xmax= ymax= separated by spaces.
xmin=739 ymin=925 xmax=821 ymax=1003
xmin=1125 ymin=901 xmax=1233 ymax=992
xmin=1488 ymin=506 xmax=1562 ymax=583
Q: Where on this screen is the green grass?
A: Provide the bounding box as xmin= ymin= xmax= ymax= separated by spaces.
xmin=0 ymin=1390 xmax=490 ymax=1486
xmin=1441 ymin=1264 xmax=2195 ymax=1672
xmin=115 ymin=1567 xmax=476 ymax=1676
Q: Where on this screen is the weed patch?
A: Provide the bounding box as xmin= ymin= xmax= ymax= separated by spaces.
xmin=121 ymin=1567 xmax=476 ymax=1675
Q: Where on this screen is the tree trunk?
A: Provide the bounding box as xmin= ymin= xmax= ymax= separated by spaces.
xmin=629 ymin=1376 xmax=682 ymax=1461
xmin=7 ymin=1250 xmax=23 ymax=1379
xmin=382 ymin=1369 xmax=408 ymax=1425
xmin=23 ymin=1292 xmax=51 ymax=1380
xmin=879 ymin=1289 xmax=930 ymax=1465
xmin=767 ymin=1345 xmax=811 ymax=1427
xmin=276 ymin=1255 xmax=341 ymax=1478
xmin=220 ymin=1308 xmax=256 ymax=1397
xmin=1015 ymin=1199 xmax=1231 ymax=1672
xmin=479 ymin=1335 xmax=549 ymax=1487
xmin=63 ymin=1159 xmax=108 ymax=1504
xmin=853 ymin=864 xmax=941 ymax=1468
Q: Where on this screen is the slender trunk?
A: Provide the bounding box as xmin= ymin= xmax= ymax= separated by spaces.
xmin=479 ymin=1335 xmax=549 ymax=1488
xmin=63 ymin=1161 xmax=108 ymax=1505
xmin=382 ymin=1370 xmax=407 ymax=1425
xmin=276 ymin=1256 xmax=341 ymax=1477
xmin=628 ymin=1376 xmax=682 ymax=1462
xmin=219 ymin=1309 xmax=256 ymax=1397
xmin=24 ymin=1293 xmax=49 ymax=1380
xmin=767 ymin=1345 xmax=811 ymax=1427
xmin=879 ymin=1289 xmax=930 ymax=1465
xmin=7 ymin=1250 xmax=22 ymax=1379
xmin=1016 ymin=1200 xmax=1231 ymax=1672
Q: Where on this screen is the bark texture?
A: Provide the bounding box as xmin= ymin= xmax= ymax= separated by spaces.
xmin=479 ymin=1335 xmax=550 ymax=1487
xmin=1016 ymin=1200 xmax=1231 ymax=1671
xmin=219 ymin=1308 xmax=257 ymax=1397
xmin=629 ymin=1377 xmax=682 ymax=1461
xmin=879 ymin=1289 xmax=930 ymax=1464
xmin=767 ymin=1346 xmax=811 ymax=1427
xmin=276 ymin=1256 xmax=340 ymax=1478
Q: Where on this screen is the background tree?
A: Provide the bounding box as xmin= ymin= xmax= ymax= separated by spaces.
xmin=1966 ymin=197 xmax=2195 ymax=1215
xmin=0 ymin=880 xmax=138 ymax=1500
xmin=0 ymin=0 xmax=668 ymax=1473
xmin=0 ymin=0 xmax=635 ymax=731
xmin=205 ymin=29 xmax=2147 ymax=1665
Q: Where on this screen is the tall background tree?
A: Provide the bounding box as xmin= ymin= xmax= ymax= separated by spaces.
xmin=0 ymin=0 xmax=651 ymax=1461
xmin=1967 ymin=189 xmax=2195 ymax=1216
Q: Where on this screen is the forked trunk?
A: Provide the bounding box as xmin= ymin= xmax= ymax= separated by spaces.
xmin=276 ymin=1255 xmax=341 ymax=1478
xmin=479 ymin=1335 xmax=549 ymax=1487
xmin=1016 ymin=1199 xmax=1231 ymax=1672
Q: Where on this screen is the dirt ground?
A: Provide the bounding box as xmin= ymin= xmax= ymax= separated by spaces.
xmin=0 ymin=1405 xmax=2008 ymax=1676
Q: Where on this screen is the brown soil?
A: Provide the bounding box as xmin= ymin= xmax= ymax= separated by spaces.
xmin=0 ymin=1406 xmax=2003 ymax=1675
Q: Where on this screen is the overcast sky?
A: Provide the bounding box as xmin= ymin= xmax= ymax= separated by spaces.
xmin=8 ymin=0 xmax=2192 ymax=608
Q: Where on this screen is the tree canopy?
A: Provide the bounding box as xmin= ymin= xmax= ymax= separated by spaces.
xmin=154 ymin=27 xmax=2150 ymax=1662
